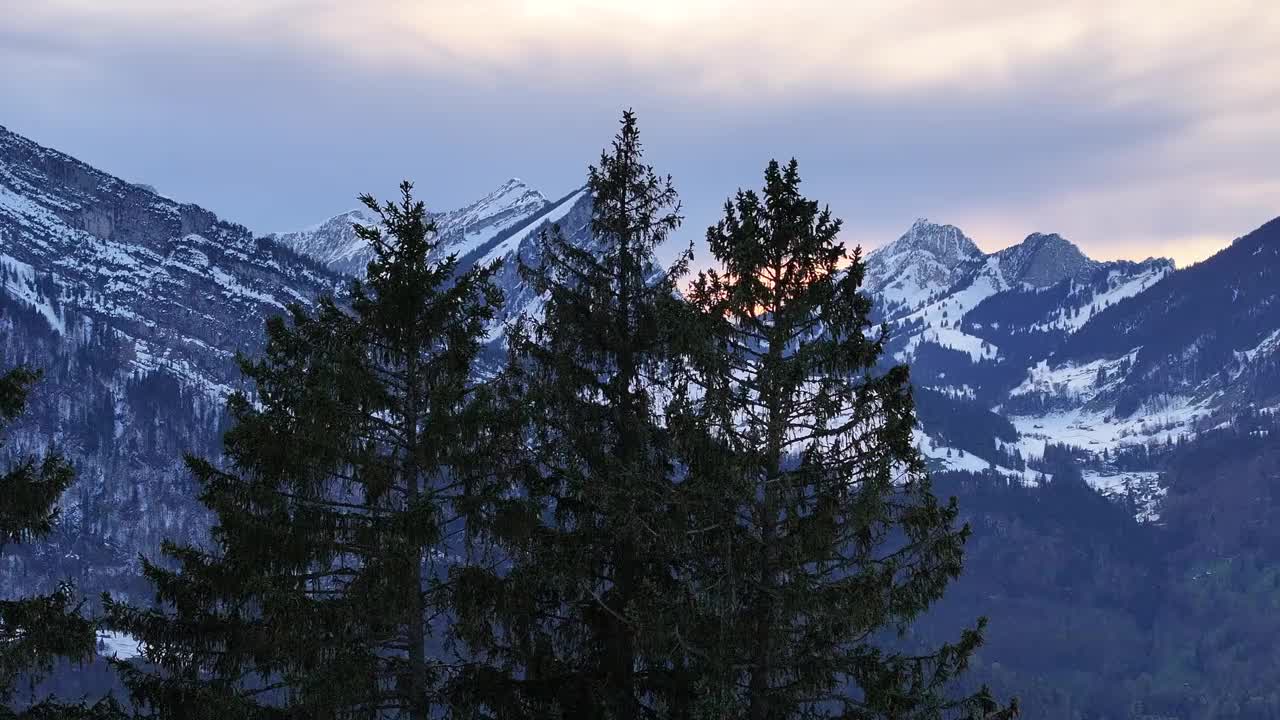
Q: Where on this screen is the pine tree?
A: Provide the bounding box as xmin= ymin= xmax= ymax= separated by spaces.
xmin=106 ymin=182 xmax=503 ymax=719
xmin=449 ymin=110 xmax=694 ymax=719
xmin=0 ymin=366 xmax=120 ymax=719
xmin=672 ymin=159 xmax=1000 ymax=719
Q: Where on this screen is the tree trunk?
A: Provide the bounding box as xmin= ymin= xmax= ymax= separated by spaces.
xmin=748 ymin=262 xmax=786 ymax=720
xmin=611 ymin=181 xmax=638 ymax=720
xmin=403 ymin=350 xmax=430 ymax=720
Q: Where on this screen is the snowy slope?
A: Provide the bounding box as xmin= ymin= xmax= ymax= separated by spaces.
xmin=272 ymin=178 xmax=550 ymax=277
xmin=1029 ymin=262 xmax=1172 ymax=333
xmin=859 ymin=214 xmax=1280 ymax=523
xmin=863 ymin=219 xmax=983 ymax=315
xmin=893 ymin=255 xmax=1009 ymax=361
xmin=282 ymin=184 xmax=594 ymax=349
xmin=0 ymin=124 xmax=342 ymax=395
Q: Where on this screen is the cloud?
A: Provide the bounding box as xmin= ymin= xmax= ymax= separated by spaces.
xmin=2 ymin=0 xmax=1277 ymax=264
xmin=17 ymin=0 xmax=1276 ymax=100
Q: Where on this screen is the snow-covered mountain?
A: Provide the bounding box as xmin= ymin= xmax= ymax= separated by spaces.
xmin=865 ymin=223 xmax=1173 ymax=366
xmin=858 ymin=216 xmax=1280 ymax=514
xmin=1015 ymin=217 xmax=1280 ymax=440
xmin=270 ymin=178 xmax=552 ymax=277
xmin=278 ymin=182 xmax=595 ymax=348
xmin=3 ymin=123 xmax=1279 ymax=607
xmin=863 ymin=219 xmax=984 ymax=314
xmin=0 ymin=124 xmax=343 ymax=396
xmin=0 ymin=126 xmax=599 ymax=605
xmin=0 ymin=124 xmax=345 ymax=602
xmin=165 ymin=175 xmax=1280 ymax=520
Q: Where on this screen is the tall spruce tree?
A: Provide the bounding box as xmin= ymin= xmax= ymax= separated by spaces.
xmin=0 ymin=366 xmax=121 ymax=719
xmin=449 ymin=111 xmax=695 ymax=719
xmin=672 ymin=160 xmax=1001 ymax=719
xmin=106 ymin=182 xmax=503 ymax=719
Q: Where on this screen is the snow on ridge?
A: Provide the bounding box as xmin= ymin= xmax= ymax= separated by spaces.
xmin=463 ymin=178 xmax=547 ymax=217
xmin=434 ymin=180 xmax=550 ymax=260
xmin=478 ymin=189 xmax=586 ymax=266
xmin=286 ymin=208 xmax=374 ymax=238
xmin=440 ymin=211 xmax=537 ymax=260
xmin=273 ymin=180 xmax=554 ymax=275
xmin=271 ymin=209 xmax=377 ymax=270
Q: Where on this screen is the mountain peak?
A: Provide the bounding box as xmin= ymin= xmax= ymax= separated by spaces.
xmin=443 ymin=178 xmax=548 ymax=231
xmin=862 ymin=220 xmax=983 ymax=311
xmin=496 ymin=176 xmax=529 ymax=192
xmin=880 ymin=219 xmax=983 ymax=264
xmin=1022 ymin=231 xmax=1078 ymax=252
xmin=275 ymin=179 xmax=555 ymax=276
xmin=997 ymin=231 xmax=1097 ymax=287
xmin=471 ymin=177 xmax=545 ymax=208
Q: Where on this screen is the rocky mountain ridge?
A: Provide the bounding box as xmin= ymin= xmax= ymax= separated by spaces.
xmin=0 ymin=124 xmax=349 ymax=606
xmin=269 ymin=177 xmax=552 ymax=277
xmin=0 ymin=124 xmax=343 ymax=396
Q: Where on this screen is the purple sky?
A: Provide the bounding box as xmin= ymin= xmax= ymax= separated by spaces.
xmin=4 ymin=1 xmax=1278 ymax=267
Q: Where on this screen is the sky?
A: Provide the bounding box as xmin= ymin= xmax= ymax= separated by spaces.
xmin=3 ymin=0 xmax=1278 ymax=268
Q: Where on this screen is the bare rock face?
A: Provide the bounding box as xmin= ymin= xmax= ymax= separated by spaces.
xmin=77 ymin=207 xmax=114 ymax=241
xmin=996 ymin=232 xmax=1098 ymax=288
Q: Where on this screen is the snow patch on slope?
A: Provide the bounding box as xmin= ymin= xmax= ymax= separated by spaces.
xmin=903 ymin=326 xmax=999 ymax=361
xmin=1082 ymin=470 xmax=1165 ymax=522
xmin=1010 ymin=350 xmax=1138 ymax=403
xmin=1235 ymin=328 xmax=1280 ymax=367
xmin=1009 ymin=393 xmax=1211 ymax=459
xmin=96 ymin=631 xmax=142 ymax=659
xmin=0 ymin=253 xmax=65 ymax=334
xmin=915 ymin=428 xmax=1042 ymax=485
